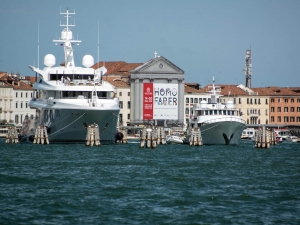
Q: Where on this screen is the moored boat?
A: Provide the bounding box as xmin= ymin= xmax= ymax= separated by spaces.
xmin=185 ymin=77 xmax=246 ymax=145
xmin=19 ymin=8 xmax=120 ymax=144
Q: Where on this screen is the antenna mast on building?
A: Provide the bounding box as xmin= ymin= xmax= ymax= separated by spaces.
xmin=243 ymin=48 xmax=252 ymax=88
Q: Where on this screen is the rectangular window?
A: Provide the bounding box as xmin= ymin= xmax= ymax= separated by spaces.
xmin=26 ymin=93 xmax=28 ymax=98
xmin=258 ymin=99 xmax=261 ymax=104
xmin=291 ymin=107 xmax=294 ymax=112
xmin=290 ymin=117 xmax=295 ymax=122
xmin=266 ymin=99 xmax=268 ymax=104
xmin=186 ymin=98 xmax=189 ymax=103
xmin=16 ymin=102 xmax=18 ymax=108
xmin=285 ymin=98 xmax=288 ymax=103
xmin=271 ymin=98 xmax=274 ymax=103
xmin=21 ymin=92 xmax=23 ymax=98
xmin=20 ymin=103 xmax=23 ymax=108
xmin=250 ymin=98 xmax=253 ymax=104
xmin=119 ymin=101 xmax=123 ymax=109
xmin=234 ymin=98 xmax=236 ymax=104
xmin=277 ymin=107 xmax=281 ymax=112
xmin=265 ymin=109 xmax=268 ymax=116
xmin=297 ymin=99 xmax=300 ymax=103
xmin=247 ymin=98 xmax=249 ymax=104
xmin=16 ymin=92 xmax=18 ymax=98
xmin=271 ymin=107 xmax=274 ymax=112
xmin=277 ymin=116 xmax=281 ymax=122
xmin=31 ymin=93 xmax=33 ymax=98
xmin=119 ymin=92 xmax=122 ymax=96
xmin=278 ymin=98 xmax=280 ymax=103
xmin=297 ymin=107 xmax=300 ymax=112
xmin=291 ymin=99 xmax=294 ymax=103
xmin=239 ymin=98 xmax=241 ymax=104
xmin=271 ymin=116 xmax=274 ymax=122
xmin=119 ymin=114 xmax=123 ymax=122
xmin=127 ymin=114 xmax=130 ymax=120
xmin=26 ymin=103 xmax=28 ymax=108
xmin=254 ymin=99 xmax=257 ymax=104
xmin=284 ymin=107 xmax=288 ymax=112
xmin=127 ymin=101 xmax=130 ymax=109
xmin=297 ymin=117 xmax=300 ymax=122
xmin=128 ymin=92 xmax=130 ymax=96
xmin=284 ymin=117 xmax=289 ymax=122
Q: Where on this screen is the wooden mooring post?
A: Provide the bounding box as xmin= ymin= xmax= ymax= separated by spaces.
xmin=188 ymin=128 xmax=203 ymax=146
xmin=5 ymin=126 xmax=19 ymax=144
xmin=139 ymin=126 xmax=166 ymax=148
xmin=85 ymin=123 xmax=100 ymax=146
xmin=33 ymin=126 xmax=49 ymax=144
xmin=255 ymin=126 xmax=276 ymax=149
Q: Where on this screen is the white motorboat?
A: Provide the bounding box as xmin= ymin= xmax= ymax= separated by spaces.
xmin=241 ymin=128 xmax=256 ymax=140
xmin=185 ymin=77 xmax=246 ymax=145
xmin=274 ymin=129 xmax=291 ymax=142
xmin=19 ymin=8 xmax=120 ymax=144
xmin=166 ymin=135 xmax=183 ymax=144
xmin=286 ymin=136 xmax=300 ymax=143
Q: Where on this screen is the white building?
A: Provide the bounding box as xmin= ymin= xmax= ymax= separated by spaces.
xmin=0 ymin=73 xmax=36 ymax=126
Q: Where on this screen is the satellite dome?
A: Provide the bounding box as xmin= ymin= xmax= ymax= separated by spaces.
xmin=82 ymin=55 xmax=94 ymax=68
xmin=226 ymin=101 xmax=234 ymax=109
xmin=44 ymin=54 xmax=56 ymax=67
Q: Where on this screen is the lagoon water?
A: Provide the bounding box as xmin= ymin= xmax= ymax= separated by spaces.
xmin=0 ymin=139 xmax=299 ymax=224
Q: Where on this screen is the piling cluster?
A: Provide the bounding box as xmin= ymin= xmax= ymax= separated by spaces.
xmin=140 ymin=126 xmax=166 ymax=148
xmin=86 ymin=123 xmax=100 ymax=146
xmin=5 ymin=126 xmax=19 ymax=144
xmin=33 ymin=126 xmax=49 ymax=144
xmin=187 ymin=128 xmax=203 ymax=146
xmin=255 ymin=126 xmax=276 ymax=149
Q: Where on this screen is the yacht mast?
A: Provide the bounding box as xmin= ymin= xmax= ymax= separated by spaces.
xmin=53 ymin=8 xmax=81 ymax=68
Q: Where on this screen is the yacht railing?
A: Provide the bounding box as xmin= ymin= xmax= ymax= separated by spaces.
xmin=201 ymin=117 xmax=246 ymax=124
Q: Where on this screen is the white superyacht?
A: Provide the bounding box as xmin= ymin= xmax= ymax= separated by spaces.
xmin=186 ymin=78 xmax=246 ymax=145
xmin=19 ymin=8 xmax=119 ymax=144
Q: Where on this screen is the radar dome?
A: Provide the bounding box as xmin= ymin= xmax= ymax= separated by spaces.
xmin=44 ymin=54 xmax=56 ymax=67
xmin=226 ymin=101 xmax=234 ymax=109
xmin=61 ymin=29 xmax=72 ymax=40
xmin=82 ymin=55 xmax=94 ymax=68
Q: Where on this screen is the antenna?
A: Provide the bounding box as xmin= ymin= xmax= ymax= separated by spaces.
xmin=38 ymin=20 xmax=39 ymax=69
xmin=98 ymin=21 xmax=99 ymax=69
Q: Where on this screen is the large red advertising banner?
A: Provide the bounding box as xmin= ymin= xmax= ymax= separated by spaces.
xmin=143 ymin=83 xmax=178 ymax=120
xmin=143 ymin=83 xmax=153 ymax=119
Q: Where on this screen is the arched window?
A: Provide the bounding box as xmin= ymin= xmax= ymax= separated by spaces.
xmin=185 ymin=108 xmax=189 ymax=114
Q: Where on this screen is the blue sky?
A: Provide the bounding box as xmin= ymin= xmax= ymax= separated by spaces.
xmin=0 ymin=0 xmax=299 ymax=87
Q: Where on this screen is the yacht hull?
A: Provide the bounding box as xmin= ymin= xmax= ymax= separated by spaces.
xmin=200 ymin=121 xmax=246 ymax=145
xmin=185 ymin=121 xmax=246 ymax=145
xmin=20 ymin=108 xmax=119 ymax=144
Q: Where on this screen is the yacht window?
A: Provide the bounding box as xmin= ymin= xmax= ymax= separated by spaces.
xmin=223 ymin=110 xmax=227 ymax=115
xmin=218 ymin=110 xmax=222 ymax=115
xmin=205 ymin=110 xmax=209 ymax=115
xmin=209 ymin=110 xmax=213 ymax=115
xmin=214 ymin=110 xmax=217 ymax=115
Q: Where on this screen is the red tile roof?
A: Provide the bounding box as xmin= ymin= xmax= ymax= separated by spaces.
xmin=92 ymin=61 xmax=143 ymax=76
